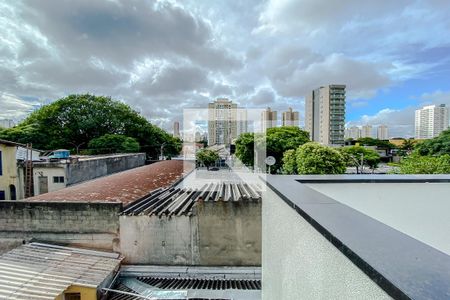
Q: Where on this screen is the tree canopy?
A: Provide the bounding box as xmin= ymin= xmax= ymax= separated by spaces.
xmin=196 ymin=149 xmax=219 ymax=170
xmin=235 ymin=126 xmax=310 ymax=173
xmin=88 ymin=134 xmax=140 ymax=154
xmin=0 ymin=94 xmax=181 ymax=158
xmin=396 ymin=154 xmax=450 ymax=174
xmin=339 ymin=146 xmax=381 ymax=173
xmin=291 ymin=142 xmax=346 ymax=175
xmin=356 ymin=137 xmax=395 ymax=149
xmin=415 ymin=129 xmax=450 ymax=156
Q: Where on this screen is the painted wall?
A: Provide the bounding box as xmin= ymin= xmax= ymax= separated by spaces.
xmin=55 ymin=285 xmax=97 ymax=300
xmin=33 ymin=167 xmax=66 ymax=195
xmin=119 ymin=200 xmax=261 ymax=266
xmin=66 ymin=153 xmax=146 ymax=186
xmin=0 ymin=144 xmax=22 ymax=200
xmin=0 ymin=201 xmax=121 ymax=254
xmin=262 ymin=187 xmax=391 ymax=300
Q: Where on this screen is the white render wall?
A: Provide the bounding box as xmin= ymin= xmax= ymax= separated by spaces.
xmin=262 ymin=187 xmax=391 ymax=300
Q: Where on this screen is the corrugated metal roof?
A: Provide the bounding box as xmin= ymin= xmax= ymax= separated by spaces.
xmin=121 ymin=182 xmax=261 ymax=216
xmin=0 ymin=243 xmax=123 ymax=300
xmin=105 ymin=266 xmax=261 ymax=300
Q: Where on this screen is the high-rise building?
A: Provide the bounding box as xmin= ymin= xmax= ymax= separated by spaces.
xmin=282 ymin=107 xmax=299 ymax=127
xmin=0 ymin=119 xmax=15 ymax=128
xmin=173 ymin=121 xmax=180 ymax=138
xmin=377 ymin=125 xmax=389 ymax=140
xmin=345 ymin=126 xmax=361 ymax=140
xmin=361 ymin=125 xmax=372 ymax=138
xmin=305 ymin=85 xmax=346 ymax=145
xmin=236 ymin=109 xmax=248 ymax=137
xmin=208 ymin=98 xmax=239 ymax=146
xmin=261 ymin=107 xmax=277 ymax=132
xmin=415 ymin=104 xmax=449 ymax=139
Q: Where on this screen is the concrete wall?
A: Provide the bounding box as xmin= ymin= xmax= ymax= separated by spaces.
xmin=0 ymin=201 xmax=121 ymax=254
xmin=262 ymin=187 xmax=391 ymax=300
xmin=66 ymin=153 xmax=146 ymax=186
xmin=120 ymin=200 xmax=261 ymax=266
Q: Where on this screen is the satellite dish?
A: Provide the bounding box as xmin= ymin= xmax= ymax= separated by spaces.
xmin=265 ymin=156 xmax=276 ymax=166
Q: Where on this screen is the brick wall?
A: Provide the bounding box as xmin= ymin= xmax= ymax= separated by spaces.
xmin=0 ymin=201 xmax=121 ymax=253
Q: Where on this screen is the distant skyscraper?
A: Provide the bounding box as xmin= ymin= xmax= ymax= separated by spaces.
xmin=208 ymin=98 xmax=239 ymax=146
xmin=361 ymin=125 xmax=372 ymax=138
xmin=261 ymin=107 xmax=277 ymax=132
xmin=236 ymin=109 xmax=248 ymax=137
xmin=377 ymin=125 xmax=389 ymax=140
xmin=173 ymin=121 xmax=180 ymax=138
xmin=282 ymin=107 xmax=299 ymax=127
xmin=415 ymin=104 xmax=449 ymax=139
xmin=0 ymin=119 xmax=15 ymax=128
xmin=345 ymin=126 xmax=361 ymax=140
xmin=305 ymin=85 xmax=346 ymax=145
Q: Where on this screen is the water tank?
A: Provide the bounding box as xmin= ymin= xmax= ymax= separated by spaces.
xmin=51 ymin=149 xmax=70 ymax=159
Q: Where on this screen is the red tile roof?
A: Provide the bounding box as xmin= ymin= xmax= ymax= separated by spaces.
xmin=26 ymin=160 xmax=193 ymax=204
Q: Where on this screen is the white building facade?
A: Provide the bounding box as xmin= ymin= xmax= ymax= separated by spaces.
xmin=415 ymin=104 xmax=449 ymax=139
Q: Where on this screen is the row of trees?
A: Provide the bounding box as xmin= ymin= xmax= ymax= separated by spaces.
xmin=0 ymin=94 xmax=181 ymax=158
xmin=234 ymin=127 xmax=381 ymax=174
xmin=235 ymin=127 xmax=450 ymax=175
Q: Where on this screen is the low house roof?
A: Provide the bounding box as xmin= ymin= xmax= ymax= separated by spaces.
xmin=26 ymin=160 xmax=194 ymax=205
xmin=0 ymin=242 xmax=122 ymax=300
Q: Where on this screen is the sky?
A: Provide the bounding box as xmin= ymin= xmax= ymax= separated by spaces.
xmin=1 ymin=0 xmax=450 ymax=137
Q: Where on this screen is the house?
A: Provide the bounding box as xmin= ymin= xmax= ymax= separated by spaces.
xmin=0 ymin=139 xmax=40 ymax=200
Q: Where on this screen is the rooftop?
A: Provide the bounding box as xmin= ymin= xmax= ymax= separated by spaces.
xmin=105 ymin=265 xmax=261 ymax=300
xmin=0 ymin=242 xmax=122 ymax=300
xmin=121 ymin=182 xmax=261 ymax=216
xmin=266 ymin=174 xmax=450 ymax=300
xmin=26 ymin=160 xmax=194 ymax=205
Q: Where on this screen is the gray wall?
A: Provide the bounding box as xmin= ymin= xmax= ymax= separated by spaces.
xmin=0 ymin=201 xmax=121 ymax=254
xmin=66 ymin=153 xmax=145 ymax=185
xmin=120 ymin=200 xmax=261 ymax=266
xmin=262 ymin=188 xmax=391 ymax=300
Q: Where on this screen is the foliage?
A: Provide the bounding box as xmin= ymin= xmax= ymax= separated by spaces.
xmin=87 ymin=134 xmax=140 ymax=154
xmin=281 ymin=149 xmax=297 ymax=174
xmin=397 ymin=154 xmax=450 ymax=174
xmin=415 ymin=129 xmax=450 ymax=156
xmin=196 ymin=149 xmax=219 ymax=170
xmin=0 ymin=94 xmax=181 ymax=158
xmin=356 ymin=137 xmax=395 ymax=149
xmin=339 ymin=146 xmax=381 ymax=173
xmin=235 ymin=126 xmax=309 ymax=173
xmin=235 ymin=133 xmax=255 ymax=167
xmin=295 ymin=142 xmax=346 ymax=175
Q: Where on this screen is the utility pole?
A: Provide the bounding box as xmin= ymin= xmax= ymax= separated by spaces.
xmin=160 ymin=142 xmax=166 ymax=160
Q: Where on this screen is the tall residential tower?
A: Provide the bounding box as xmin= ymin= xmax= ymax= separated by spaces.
xmin=261 ymin=107 xmax=277 ymax=132
xmin=282 ymin=107 xmax=299 ymax=127
xmin=415 ymin=104 xmax=449 ymax=139
xmin=305 ymin=85 xmax=346 ymax=145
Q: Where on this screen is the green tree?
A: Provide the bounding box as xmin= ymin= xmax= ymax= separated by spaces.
xmin=235 ymin=126 xmax=309 ymax=173
xmin=356 ymin=137 xmax=395 ymax=149
xmin=295 ymin=142 xmax=346 ymax=175
xmin=397 ymin=154 xmax=450 ymax=174
xmin=415 ymin=129 xmax=450 ymax=156
xmin=235 ymin=133 xmax=255 ymax=167
xmin=340 ymin=146 xmax=381 ymax=173
xmin=88 ymin=134 xmax=140 ymax=154
xmin=281 ymin=149 xmax=297 ymax=174
xmin=196 ymin=149 xmax=219 ymax=170
xmin=0 ymin=94 xmax=180 ymax=158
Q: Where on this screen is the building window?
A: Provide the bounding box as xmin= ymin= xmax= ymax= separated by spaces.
xmin=0 ymin=191 xmax=5 ymax=200
xmin=53 ymin=176 xmax=65 ymax=183
xmin=64 ymin=293 xmax=81 ymax=300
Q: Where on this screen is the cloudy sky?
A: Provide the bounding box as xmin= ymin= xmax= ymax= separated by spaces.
xmin=1 ymin=0 xmax=450 ymax=137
